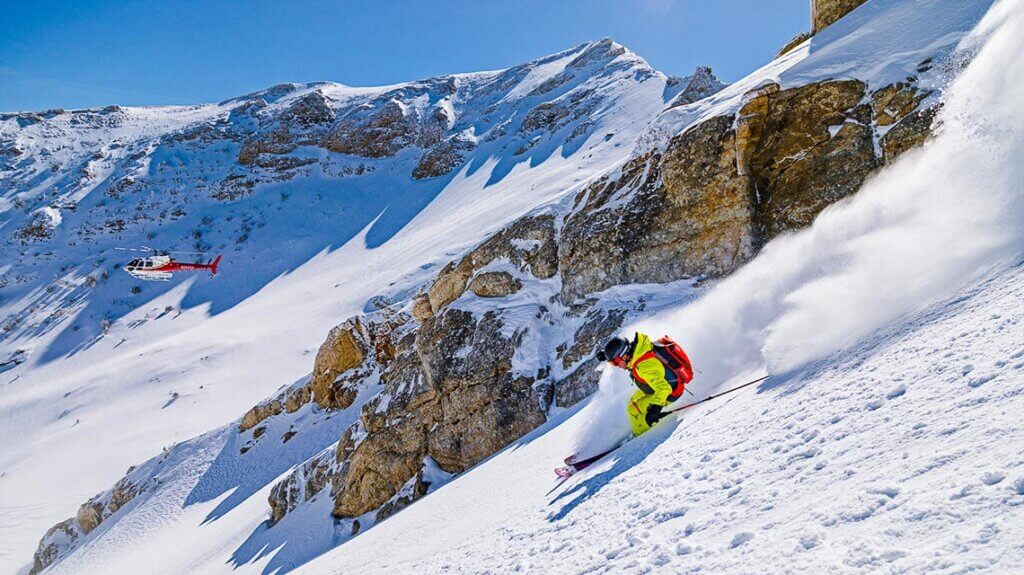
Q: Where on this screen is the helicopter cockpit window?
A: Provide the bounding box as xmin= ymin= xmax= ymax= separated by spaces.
xmin=128 ymin=259 xmax=141 ymax=267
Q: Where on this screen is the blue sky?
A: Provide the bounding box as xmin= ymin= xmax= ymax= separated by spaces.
xmin=0 ymin=0 xmax=808 ymax=112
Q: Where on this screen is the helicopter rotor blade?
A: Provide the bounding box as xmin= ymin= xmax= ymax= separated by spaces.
xmin=116 ymin=246 xmax=205 ymax=256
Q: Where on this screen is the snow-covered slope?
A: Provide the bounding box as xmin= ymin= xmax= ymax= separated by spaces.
xmin=0 ymin=40 xmax=694 ymax=573
xmin=299 ymin=261 xmax=1024 ymax=575
xmin=7 ymin=0 xmax=1021 ymax=573
xmin=293 ymin=3 xmax=1024 ymax=572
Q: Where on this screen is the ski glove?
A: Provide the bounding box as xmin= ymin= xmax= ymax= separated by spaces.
xmin=645 ymin=404 xmax=664 ymax=427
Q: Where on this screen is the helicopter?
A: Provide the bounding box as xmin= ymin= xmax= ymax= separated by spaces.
xmin=117 ymin=247 xmax=222 ymax=281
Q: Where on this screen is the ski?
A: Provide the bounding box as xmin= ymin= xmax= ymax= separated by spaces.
xmin=552 ymin=375 xmax=769 ymax=482
xmin=554 ymin=444 xmax=626 ymax=477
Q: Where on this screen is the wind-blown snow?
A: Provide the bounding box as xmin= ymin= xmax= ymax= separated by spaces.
xmin=635 ymin=0 xmax=1024 ymax=394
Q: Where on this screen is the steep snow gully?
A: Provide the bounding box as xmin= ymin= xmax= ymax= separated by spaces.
xmin=292 ymin=2 xmax=1024 ymax=573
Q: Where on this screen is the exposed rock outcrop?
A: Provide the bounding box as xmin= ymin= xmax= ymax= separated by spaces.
xmin=737 ymin=79 xmax=877 ymax=243
xmin=424 ymin=214 xmax=558 ymax=318
xmin=412 ymin=135 xmax=476 ymax=180
xmin=310 ymin=319 xmax=367 ymax=410
xmin=31 ymin=476 xmax=140 ymax=574
xmin=667 ymin=66 xmax=727 ymax=109
xmin=468 ymin=271 xmax=522 ymax=298
xmin=330 ymin=306 xmax=546 ymax=518
xmin=259 ymin=73 xmax=944 ymax=532
xmin=812 ymin=0 xmax=868 ymax=34
xmin=561 ymin=114 xmax=754 ymax=301
xmin=239 ymin=383 xmax=311 ymax=432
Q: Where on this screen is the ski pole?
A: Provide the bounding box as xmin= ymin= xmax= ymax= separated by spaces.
xmin=664 ymin=374 xmax=769 ymax=415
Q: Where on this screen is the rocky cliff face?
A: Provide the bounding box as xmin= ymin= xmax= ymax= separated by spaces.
xmin=257 ymin=71 xmax=940 ymax=533
xmin=28 ymin=28 xmax=949 ymax=572
xmin=812 ymin=0 xmax=869 ymax=33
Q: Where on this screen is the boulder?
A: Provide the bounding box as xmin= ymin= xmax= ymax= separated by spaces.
xmin=75 ymin=501 xmax=103 ymax=534
xmin=31 ymin=520 xmax=78 ymax=574
xmin=468 ymin=271 xmax=522 ymax=298
xmin=427 ymin=214 xmax=557 ymax=314
xmin=239 ymin=383 xmax=311 ymax=432
xmin=309 ymin=320 xmax=366 ymax=410
xmin=411 ymin=293 xmax=433 ymax=321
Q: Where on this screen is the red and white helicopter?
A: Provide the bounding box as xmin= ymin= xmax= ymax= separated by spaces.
xmin=118 ymin=247 xmax=222 ymax=281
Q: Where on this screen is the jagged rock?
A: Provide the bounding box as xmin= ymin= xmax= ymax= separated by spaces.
xmin=561 ymin=79 xmax=888 ymax=302
xmin=412 ymin=135 xmax=475 ymax=179
xmin=882 ymin=104 xmax=939 ymax=163
xmin=31 ymin=475 xmax=140 ymax=573
xmin=310 ymin=320 xmax=366 ymax=410
xmin=332 ymin=308 xmax=546 ymax=518
xmin=737 ymin=79 xmax=876 ymax=243
xmin=412 ymin=293 xmax=433 ymax=321
xmin=521 ymin=90 xmax=598 ymax=135
xmin=427 ymin=260 xmax=474 ymax=314
xmin=323 ymin=101 xmax=419 ymax=158
xmin=227 ymin=98 xmax=267 ymax=124
xmin=243 ymin=401 xmax=279 ymax=430
xmin=239 ymin=384 xmax=311 ymax=432
xmin=269 ymin=451 xmax=333 ymax=523
xmin=568 ymin=38 xmax=626 ymax=69
xmin=106 ymin=477 xmax=139 ymax=515
xmin=283 ymin=91 xmax=335 ymax=127
xmin=427 ymin=214 xmax=557 ymax=314
xmin=812 ymin=0 xmax=868 ymax=34
xmin=557 ymin=359 xmax=603 ymax=408
xmin=776 ymin=32 xmax=811 ymax=58
xmin=561 ymin=114 xmax=754 ymax=301
xmin=31 ymin=520 xmax=77 ymax=574
xmin=561 ymin=308 xmax=627 ymax=370
xmin=238 ymin=128 xmax=294 ymax=166
xmin=468 ymin=271 xmax=522 ymax=298
xmin=76 ymin=501 xmax=103 ymax=534
xmin=871 ymin=82 xmax=930 ymax=127
xmin=376 ymin=472 xmax=431 ymax=523
xmin=668 ymin=66 xmax=726 ymax=108
xmin=420 ymin=309 xmax=544 ymax=472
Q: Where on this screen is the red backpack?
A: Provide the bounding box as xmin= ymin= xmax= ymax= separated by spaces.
xmin=651 ymin=336 xmax=694 ymax=400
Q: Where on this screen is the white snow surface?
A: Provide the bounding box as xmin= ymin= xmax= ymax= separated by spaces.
xmin=5 ymin=0 xmax=1023 ymax=573
xmin=0 ymin=39 xmax=673 ymax=573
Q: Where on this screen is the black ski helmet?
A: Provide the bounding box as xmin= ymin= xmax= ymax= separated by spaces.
xmin=597 ymin=336 xmax=629 ymax=362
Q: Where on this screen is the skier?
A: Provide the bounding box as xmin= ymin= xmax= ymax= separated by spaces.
xmin=596 ymin=332 xmax=694 ymax=436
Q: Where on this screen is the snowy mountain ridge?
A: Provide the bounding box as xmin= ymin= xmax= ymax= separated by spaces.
xmin=0 ymin=38 xmax=714 ymax=574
